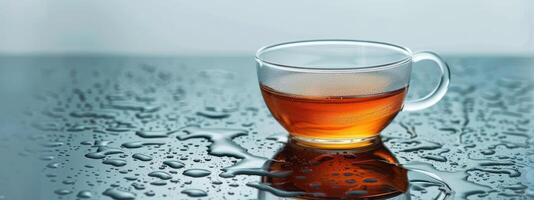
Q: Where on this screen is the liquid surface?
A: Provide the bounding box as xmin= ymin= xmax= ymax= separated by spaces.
xmin=261 ymin=85 xmax=407 ymax=140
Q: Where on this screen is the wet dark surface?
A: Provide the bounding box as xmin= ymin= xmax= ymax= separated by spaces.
xmin=0 ymin=56 xmax=532 ymax=199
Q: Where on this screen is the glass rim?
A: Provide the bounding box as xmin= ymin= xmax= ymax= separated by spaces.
xmin=255 ymin=39 xmax=413 ymax=72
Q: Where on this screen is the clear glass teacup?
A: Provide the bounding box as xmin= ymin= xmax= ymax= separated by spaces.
xmin=256 ymin=40 xmax=450 ymax=149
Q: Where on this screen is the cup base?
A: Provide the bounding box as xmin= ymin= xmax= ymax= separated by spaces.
xmin=290 ymin=135 xmax=381 ymax=149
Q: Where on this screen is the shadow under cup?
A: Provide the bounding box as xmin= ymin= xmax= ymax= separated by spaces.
xmin=256 ymin=40 xmax=450 ymax=149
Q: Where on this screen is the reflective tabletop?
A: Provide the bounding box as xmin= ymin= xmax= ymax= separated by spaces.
xmin=0 ymin=56 xmax=532 ymax=199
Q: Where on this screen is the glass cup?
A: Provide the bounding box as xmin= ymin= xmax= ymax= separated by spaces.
xmin=256 ymin=40 xmax=450 ymax=149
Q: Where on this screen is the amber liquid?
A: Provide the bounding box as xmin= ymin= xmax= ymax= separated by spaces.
xmin=261 ymin=85 xmax=407 ymax=141
xmin=263 ymin=139 xmax=408 ymax=199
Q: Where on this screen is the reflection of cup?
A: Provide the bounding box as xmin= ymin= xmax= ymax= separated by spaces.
xmin=256 ymin=40 xmax=450 ymax=149
xmin=262 ymin=138 xmax=409 ymax=199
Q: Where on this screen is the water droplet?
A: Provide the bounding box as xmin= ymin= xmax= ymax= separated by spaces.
xmin=102 ymin=159 xmax=127 ymax=167
xmin=93 ymin=140 xmax=112 ymax=147
xmin=148 ymin=171 xmax=172 ymax=180
xmin=229 ymin=183 xmax=239 ymax=187
xmin=181 ymin=189 xmax=207 ymax=197
xmin=196 ymin=109 xmax=230 ymax=119
xmin=135 ymin=112 xmax=154 ymax=120
xmin=399 ymin=140 xmax=443 ymax=152
xmin=150 ymin=180 xmax=167 ymax=186
xmin=102 ymin=188 xmax=136 ymax=200
xmin=77 ymin=190 xmax=93 ymax=198
xmin=85 ymin=147 xmax=123 ymax=159
xmin=136 ymin=130 xmax=177 ymax=138
xmin=163 ymin=160 xmax=185 ymax=169
xmin=106 ymin=95 xmax=129 ymax=101
xmin=121 ymin=141 xmax=165 ymax=149
xmin=54 ymin=189 xmax=72 ymax=195
xmin=42 ymin=142 xmax=64 ymax=148
xmin=421 ymin=155 xmax=448 ymax=162
xmin=183 ymin=169 xmax=211 ymax=177
xmin=66 ymin=124 xmax=94 ymax=132
xmin=47 ymin=162 xmax=60 ymax=168
xmin=480 ymin=149 xmax=495 ymax=155
xmin=37 ymin=154 xmax=54 ymax=161
xmin=131 ymin=183 xmax=145 ymax=190
xmin=106 ymin=127 xmax=131 ymax=133
xmin=70 ymin=111 xmax=117 ymax=119
xmin=85 ymin=152 xmax=106 ymax=159
xmin=144 ymin=191 xmax=155 ymax=197
xmin=132 ymin=153 xmax=152 ymax=161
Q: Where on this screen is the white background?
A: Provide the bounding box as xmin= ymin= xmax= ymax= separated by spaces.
xmin=0 ymin=0 xmax=533 ymax=55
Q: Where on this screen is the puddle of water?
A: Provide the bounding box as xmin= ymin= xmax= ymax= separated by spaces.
xmin=178 ymin=127 xmax=271 ymax=178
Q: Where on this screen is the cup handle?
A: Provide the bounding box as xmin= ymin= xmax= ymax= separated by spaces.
xmin=403 ymin=51 xmax=451 ymax=111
